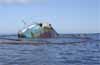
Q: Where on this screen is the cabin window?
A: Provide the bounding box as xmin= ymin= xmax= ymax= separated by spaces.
xmin=39 ymin=23 xmax=42 ymax=27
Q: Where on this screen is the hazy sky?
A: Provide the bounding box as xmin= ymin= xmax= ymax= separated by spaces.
xmin=0 ymin=0 xmax=99 ymax=34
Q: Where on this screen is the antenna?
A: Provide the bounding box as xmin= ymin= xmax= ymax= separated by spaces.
xmin=21 ymin=20 xmax=28 ymax=28
xmin=22 ymin=20 xmax=27 ymax=25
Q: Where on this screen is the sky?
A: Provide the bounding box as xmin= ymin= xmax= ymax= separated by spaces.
xmin=0 ymin=0 xmax=99 ymax=34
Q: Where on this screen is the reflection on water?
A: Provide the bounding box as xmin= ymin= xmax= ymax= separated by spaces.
xmin=0 ymin=34 xmax=99 ymax=65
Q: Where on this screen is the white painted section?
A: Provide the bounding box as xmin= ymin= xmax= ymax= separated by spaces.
xmin=28 ymin=25 xmax=35 ymax=29
xmin=42 ymin=22 xmax=51 ymax=28
xmin=22 ymin=28 xmax=27 ymax=33
xmin=21 ymin=24 xmax=36 ymax=33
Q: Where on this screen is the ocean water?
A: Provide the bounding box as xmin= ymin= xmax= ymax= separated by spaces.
xmin=0 ymin=34 xmax=100 ymax=65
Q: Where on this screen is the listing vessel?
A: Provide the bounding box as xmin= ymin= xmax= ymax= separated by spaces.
xmin=18 ymin=22 xmax=58 ymax=39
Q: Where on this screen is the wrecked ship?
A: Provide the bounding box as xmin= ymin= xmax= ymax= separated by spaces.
xmin=18 ymin=22 xmax=58 ymax=38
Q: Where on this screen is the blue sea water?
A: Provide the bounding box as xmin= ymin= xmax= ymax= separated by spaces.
xmin=0 ymin=34 xmax=100 ymax=65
